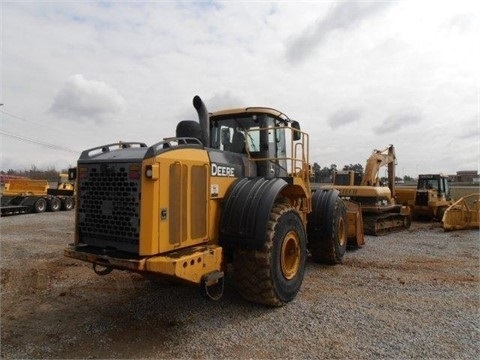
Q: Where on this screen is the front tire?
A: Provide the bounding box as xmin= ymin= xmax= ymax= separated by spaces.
xmin=233 ymin=201 xmax=307 ymax=307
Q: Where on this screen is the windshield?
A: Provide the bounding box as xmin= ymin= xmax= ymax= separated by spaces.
xmin=210 ymin=114 xmax=287 ymax=153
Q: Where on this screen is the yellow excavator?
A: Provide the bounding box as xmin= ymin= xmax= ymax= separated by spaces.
xmin=327 ymin=145 xmax=411 ymax=235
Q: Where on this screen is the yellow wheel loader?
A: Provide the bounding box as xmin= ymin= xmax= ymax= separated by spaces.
xmin=64 ymin=96 xmax=360 ymax=307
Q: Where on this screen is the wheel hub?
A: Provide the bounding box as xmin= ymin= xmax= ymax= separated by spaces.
xmin=281 ymin=231 xmax=301 ymax=280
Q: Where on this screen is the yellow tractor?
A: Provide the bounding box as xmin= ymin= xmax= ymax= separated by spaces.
xmin=65 ymin=96 xmax=360 ymax=306
xmin=396 ymin=174 xmax=453 ymax=220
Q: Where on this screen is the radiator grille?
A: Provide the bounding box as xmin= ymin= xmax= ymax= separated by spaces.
xmin=191 ymin=165 xmax=207 ymax=239
xmin=169 ymin=163 xmax=187 ymax=245
xmin=78 ymin=163 xmax=141 ymax=253
xmin=415 ymin=192 xmax=428 ymax=206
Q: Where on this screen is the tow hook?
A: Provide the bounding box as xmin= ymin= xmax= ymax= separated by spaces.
xmin=93 ymin=263 xmax=114 ymax=276
xmin=201 ymin=271 xmax=224 ymax=301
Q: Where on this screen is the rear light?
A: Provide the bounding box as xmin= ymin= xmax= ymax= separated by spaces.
xmin=78 ymin=167 xmax=88 ymax=179
xmin=128 ymin=164 xmax=141 ymax=180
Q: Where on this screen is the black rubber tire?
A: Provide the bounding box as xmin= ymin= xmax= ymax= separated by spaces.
xmin=34 ymin=198 xmax=47 ymax=213
xmin=176 ymin=120 xmax=202 ymax=141
xmin=48 ymin=197 xmax=61 ymax=212
xmin=307 ymin=189 xmax=347 ymax=264
xmin=233 ymin=201 xmax=307 ymax=307
xmin=61 ymin=196 xmax=74 ymax=211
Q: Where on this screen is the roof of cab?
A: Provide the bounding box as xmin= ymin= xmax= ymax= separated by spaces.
xmin=210 ymin=107 xmax=290 ymax=121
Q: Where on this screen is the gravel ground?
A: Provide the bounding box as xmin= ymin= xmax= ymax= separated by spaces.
xmin=1 ymin=211 xmax=479 ymax=359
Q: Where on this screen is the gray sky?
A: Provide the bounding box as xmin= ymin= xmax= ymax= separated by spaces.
xmin=1 ymin=0 xmax=479 ymax=177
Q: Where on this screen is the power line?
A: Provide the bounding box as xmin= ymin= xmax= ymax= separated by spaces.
xmin=0 ymin=109 xmax=78 ymax=137
xmin=0 ymin=129 xmax=79 ymax=154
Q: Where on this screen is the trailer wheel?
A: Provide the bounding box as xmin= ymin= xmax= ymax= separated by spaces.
xmin=47 ymin=197 xmax=61 ymax=212
xmin=34 ymin=198 xmax=47 ymax=213
xmin=61 ymin=197 xmax=74 ymax=211
xmin=233 ymin=201 xmax=307 ymax=307
xmin=307 ymin=189 xmax=347 ymax=264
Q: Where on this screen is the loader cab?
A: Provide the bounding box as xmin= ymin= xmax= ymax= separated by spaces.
xmin=210 ymin=110 xmax=300 ymax=178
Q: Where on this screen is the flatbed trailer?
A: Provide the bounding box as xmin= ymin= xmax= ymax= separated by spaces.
xmin=0 ymin=179 xmax=75 ymax=216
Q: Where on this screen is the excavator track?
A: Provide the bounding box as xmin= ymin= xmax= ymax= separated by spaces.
xmin=363 ymin=213 xmax=412 ymax=236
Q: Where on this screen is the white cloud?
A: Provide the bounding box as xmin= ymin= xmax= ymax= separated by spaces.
xmin=49 ymin=74 xmax=126 ymax=122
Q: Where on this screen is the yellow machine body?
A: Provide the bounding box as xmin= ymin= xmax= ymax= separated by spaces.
xmin=3 ymin=179 xmax=49 ymax=196
xmin=442 ymin=193 xmax=480 ymax=231
xmin=64 ymin=96 xmax=353 ymax=306
xmin=329 ymin=145 xmax=411 ymax=236
xmin=65 ymin=103 xmax=312 ymax=289
xmin=397 ymin=174 xmax=453 ymax=220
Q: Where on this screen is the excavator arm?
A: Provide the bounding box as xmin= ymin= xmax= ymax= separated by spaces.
xmin=360 ymin=145 xmax=396 ymax=196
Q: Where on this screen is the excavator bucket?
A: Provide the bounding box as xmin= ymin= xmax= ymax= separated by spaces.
xmin=442 ymin=193 xmax=480 ymax=231
xmin=344 ymin=200 xmax=365 ymax=248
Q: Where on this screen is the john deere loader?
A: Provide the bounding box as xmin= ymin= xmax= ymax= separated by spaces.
xmin=65 ymin=96 xmax=360 ymax=306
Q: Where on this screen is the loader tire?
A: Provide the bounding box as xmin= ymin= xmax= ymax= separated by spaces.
xmin=307 ymin=189 xmax=347 ymax=264
xmin=34 ymin=198 xmax=47 ymax=213
xmin=233 ymin=201 xmax=306 ymax=307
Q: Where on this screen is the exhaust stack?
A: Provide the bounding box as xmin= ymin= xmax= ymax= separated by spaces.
xmin=193 ymin=95 xmax=209 ymax=146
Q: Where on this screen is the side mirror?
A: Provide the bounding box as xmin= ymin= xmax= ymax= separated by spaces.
xmin=292 ymin=121 xmax=301 ymax=141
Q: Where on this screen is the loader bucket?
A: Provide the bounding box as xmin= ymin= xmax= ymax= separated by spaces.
xmin=442 ymin=193 xmax=480 ymax=231
xmin=344 ymin=200 xmax=365 ymax=248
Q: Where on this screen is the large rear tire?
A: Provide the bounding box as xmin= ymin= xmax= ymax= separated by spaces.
xmin=233 ymin=201 xmax=307 ymax=307
xmin=307 ymin=189 xmax=347 ymax=264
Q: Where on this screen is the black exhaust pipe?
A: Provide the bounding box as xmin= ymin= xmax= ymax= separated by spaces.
xmin=193 ymin=95 xmax=209 ymax=146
